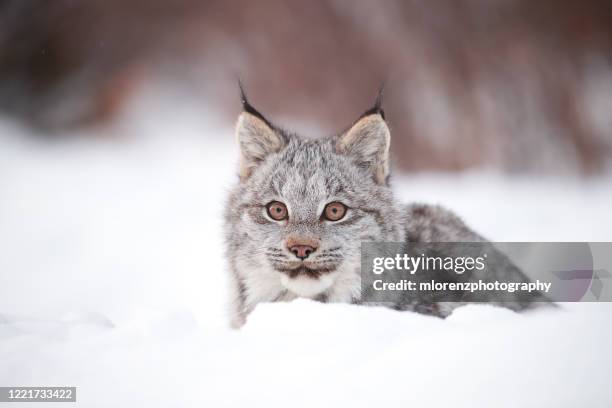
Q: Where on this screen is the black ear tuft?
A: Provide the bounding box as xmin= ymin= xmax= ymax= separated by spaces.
xmin=360 ymin=83 xmax=385 ymax=120
xmin=237 ymin=79 xmax=274 ymax=128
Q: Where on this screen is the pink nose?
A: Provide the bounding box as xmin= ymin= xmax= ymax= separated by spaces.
xmin=289 ymin=244 xmax=317 ymax=260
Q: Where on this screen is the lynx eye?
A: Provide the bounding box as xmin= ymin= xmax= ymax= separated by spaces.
xmin=266 ymin=201 xmax=288 ymax=221
xmin=323 ymin=202 xmax=347 ymax=221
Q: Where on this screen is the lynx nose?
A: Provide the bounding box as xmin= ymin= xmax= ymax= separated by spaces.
xmin=286 ymin=237 xmax=319 ymax=260
xmin=289 ymin=244 xmax=316 ymax=260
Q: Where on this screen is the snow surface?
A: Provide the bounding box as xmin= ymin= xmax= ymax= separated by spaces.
xmin=1 ymin=93 xmax=611 ymax=407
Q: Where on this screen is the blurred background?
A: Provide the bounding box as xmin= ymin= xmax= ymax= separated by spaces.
xmin=2 ymin=0 xmax=612 ymax=173
xmin=2 ymin=3 xmax=612 ymax=405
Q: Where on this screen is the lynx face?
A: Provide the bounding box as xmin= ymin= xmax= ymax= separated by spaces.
xmin=225 ymin=98 xmax=404 ymax=305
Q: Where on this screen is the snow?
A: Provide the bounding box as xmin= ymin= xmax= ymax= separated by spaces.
xmin=1 ymin=92 xmax=611 ymax=407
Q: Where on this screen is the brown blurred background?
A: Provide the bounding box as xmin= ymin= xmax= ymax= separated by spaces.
xmin=1 ymin=0 xmax=612 ymax=173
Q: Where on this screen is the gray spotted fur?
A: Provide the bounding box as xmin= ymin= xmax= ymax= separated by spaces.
xmin=224 ymin=100 xmax=549 ymax=328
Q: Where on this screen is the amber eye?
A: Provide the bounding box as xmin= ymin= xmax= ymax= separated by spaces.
xmin=323 ymin=202 xmax=347 ymax=221
xmin=266 ymin=201 xmax=288 ymax=221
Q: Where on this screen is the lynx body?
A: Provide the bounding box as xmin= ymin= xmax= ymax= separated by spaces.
xmin=224 ymin=92 xmax=547 ymax=328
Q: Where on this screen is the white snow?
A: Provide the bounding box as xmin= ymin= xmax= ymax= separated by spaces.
xmin=1 ymin=91 xmax=611 ymax=407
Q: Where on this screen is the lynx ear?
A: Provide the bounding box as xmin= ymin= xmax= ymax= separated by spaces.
xmin=336 ymin=112 xmax=390 ymax=184
xmin=235 ymin=82 xmax=286 ymax=181
xmin=236 ymin=111 xmax=285 ymax=181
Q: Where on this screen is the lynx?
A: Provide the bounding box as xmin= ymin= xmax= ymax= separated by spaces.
xmin=224 ymin=89 xmax=549 ymax=328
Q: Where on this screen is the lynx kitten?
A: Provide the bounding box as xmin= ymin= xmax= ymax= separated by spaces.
xmin=224 ymin=89 xmax=548 ymax=328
